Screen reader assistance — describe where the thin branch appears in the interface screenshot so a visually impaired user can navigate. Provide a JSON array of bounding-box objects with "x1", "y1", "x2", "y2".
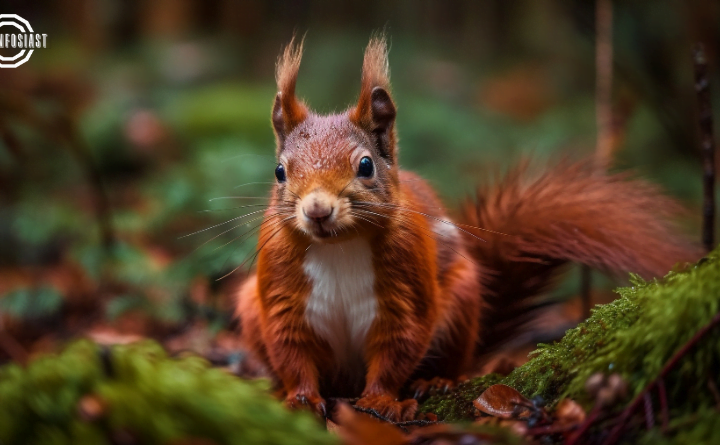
[
  {"x1": 581, "y1": 0, "x2": 614, "y2": 321},
  {"x1": 595, "y1": 0, "x2": 614, "y2": 166},
  {"x1": 658, "y1": 378, "x2": 669, "y2": 432},
  {"x1": 351, "y1": 406, "x2": 410, "y2": 433},
  {"x1": 693, "y1": 43, "x2": 716, "y2": 252},
  {"x1": 643, "y1": 392, "x2": 654, "y2": 430}
]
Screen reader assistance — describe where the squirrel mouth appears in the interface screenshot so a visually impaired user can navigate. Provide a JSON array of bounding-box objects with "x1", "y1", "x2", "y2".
[{"x1": 310, "y1": 223, "x2": 333, "y2": 239}]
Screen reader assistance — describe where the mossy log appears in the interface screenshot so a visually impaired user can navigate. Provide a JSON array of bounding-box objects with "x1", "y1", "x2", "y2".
[{"x1": 420, "y1": 246, "x2": 720, "y2": 443}]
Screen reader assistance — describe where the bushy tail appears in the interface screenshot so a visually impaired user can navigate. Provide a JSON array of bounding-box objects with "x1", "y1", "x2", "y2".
[{"x1": 460, "y1": 159, "x2": 702, "y2": 355}]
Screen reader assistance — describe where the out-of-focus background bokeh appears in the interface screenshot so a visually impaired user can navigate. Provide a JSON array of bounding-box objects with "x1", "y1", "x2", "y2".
[{"x1": 0, "y1": 0, "x2": 717, "y2": 365}]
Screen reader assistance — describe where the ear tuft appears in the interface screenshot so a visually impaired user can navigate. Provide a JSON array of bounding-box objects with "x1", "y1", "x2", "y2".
[
  {"x1": 273, "y1": 36, "x2": 309, "y2": 147},
  {"x1": 276, "y1": 36, "x2": 304, "y2": 100},
  {"x1": 350, "y1": 35, "x2": 397, "y2": 160}
]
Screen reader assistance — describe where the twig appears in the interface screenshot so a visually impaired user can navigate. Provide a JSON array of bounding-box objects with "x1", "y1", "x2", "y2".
[
  {"x1": 580, "y1": 0, "x2": 614, "y2": 320},
  {"x1": 595, "y1": 0, "x2": 614, "y2": 166},
  {"x1": 351, "y1": 405, "x2": 410, "y2": 433},
  {"x1": 694, "y1": 44, "x2": 716, "y2": 252},
  {"x1": 643, "y1": 393, "x2": 654, "y2": 430},
  {"x1": 658, "y1": 378, "x2": 669, "y2": 432},
  {"x1": 396, "y1": 419, "x2": 442, "y2": 427},
  {"x1": 602, "y1": 311, "x2": 720, "y2": 445}
]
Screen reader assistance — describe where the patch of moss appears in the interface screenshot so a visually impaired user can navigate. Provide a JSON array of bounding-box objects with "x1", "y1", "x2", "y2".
[
  {"x1": 0, "y1": 340, "x2": 337, "y2": 445},
  {"x1": 420, "y1": 373, "x2": 504, "y2": 422},
  {"x1": 421, "y1": 246, "x2": 720, "y2": 443},
  {"x1": 503, "y1": 294, "x2": 641, "y2": 403}
]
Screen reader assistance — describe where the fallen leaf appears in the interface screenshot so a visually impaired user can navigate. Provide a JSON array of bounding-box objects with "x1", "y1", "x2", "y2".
[
  {"x1": 333, "y1": 403, "x2": 407, "y2": 445},
  {"x1": 554, "y1": 399, "x2": 586, "y2": 425},
  {"x1": 473, "y1": 384, "x2": 532, "y2": 419}
]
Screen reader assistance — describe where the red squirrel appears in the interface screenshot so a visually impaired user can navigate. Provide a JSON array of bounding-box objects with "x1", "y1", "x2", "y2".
[{"x1": 236, "y1": 36, "x2": 698, "y2": 421}]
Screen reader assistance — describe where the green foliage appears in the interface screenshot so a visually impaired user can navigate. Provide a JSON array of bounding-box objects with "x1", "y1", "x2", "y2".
[
  {"x1": 0, "y1": 287, "x2": 64, "y2": 320},
  {"x1": 421, "y1": 247, "x2": 720, "y2": 443},
  {"x1": 0, "y1": 340, "x2": 337, "y2": 445}
]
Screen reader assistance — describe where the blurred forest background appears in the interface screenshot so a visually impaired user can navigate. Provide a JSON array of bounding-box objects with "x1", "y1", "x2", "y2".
[{"x1": 0, "y1": 0, "x2": 717, "y2": 366}]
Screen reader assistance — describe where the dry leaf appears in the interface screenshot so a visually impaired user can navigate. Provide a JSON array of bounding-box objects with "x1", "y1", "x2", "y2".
[
  {"x1": 333, "y1": 403, "x2": 407, "y2": 445},
  {"x1": 554, "y1": 399, "x2": 586, "y2": 425},
  {"x1": 473, "y1": 384, "x2": 532, "y2": 419}
]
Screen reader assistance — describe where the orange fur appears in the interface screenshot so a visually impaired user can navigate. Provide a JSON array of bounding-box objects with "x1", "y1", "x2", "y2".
[
  {"x1": 459, "y1": 160, "x2": 702, "y2": 356},
  {"x1": 236, "y1": 37, "x2": 700, "y2": 421},
  {"x1": 273, "y1": 36, "x2": 309, "y2": 147}
]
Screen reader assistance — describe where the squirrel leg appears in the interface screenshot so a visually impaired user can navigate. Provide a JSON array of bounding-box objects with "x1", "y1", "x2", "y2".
[
  {"x1": 236, "y1": 275, "x2": 274, "y2": 376},
  {"x1": 263, "y1": 302, "x2": 328, "y2": 417},
  {"x1": 357, "y1": 297, "x2": 435, "y2": 421}
]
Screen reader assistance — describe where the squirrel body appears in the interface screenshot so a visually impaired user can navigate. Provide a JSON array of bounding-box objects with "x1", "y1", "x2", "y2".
[{"x1": 236, "y1": 36, "x2": 698, "y2": 421}]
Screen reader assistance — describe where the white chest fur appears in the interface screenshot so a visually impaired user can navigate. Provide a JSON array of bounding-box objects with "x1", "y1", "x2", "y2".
[{"x1": 303, "y1": 238, "x2": 377, "y2": 367}]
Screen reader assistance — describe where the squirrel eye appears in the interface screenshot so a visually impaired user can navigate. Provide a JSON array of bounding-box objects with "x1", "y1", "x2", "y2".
[
  {"x1": 275, "y1": 164, "x2": 286, "y2": 183},
  {"x1": 357, "y1": 156, "x2": 374, "y2": 178}
]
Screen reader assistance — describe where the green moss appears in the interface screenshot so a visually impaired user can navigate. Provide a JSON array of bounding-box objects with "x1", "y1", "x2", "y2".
[
  {"x1": 503, "y1": 294, "x2": 641, "y2": 403},
  {"x1": 421, "y1": 246, "x2": 720, "y2": 443},
  {"x1": 0, "y1": 340, "x2": 337, "y2": 445},
  {"x1": 420, "y1": 373, "x2": 504, "y2": 421}
]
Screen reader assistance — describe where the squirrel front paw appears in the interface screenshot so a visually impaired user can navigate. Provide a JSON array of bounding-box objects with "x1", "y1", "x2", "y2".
[
  {"x1": 355, "y1": 394, "x2": 417, "y2": 422},
  {"x1": 285, "y1": 392, "x2": 327, "y2": 417},
  {"x1": 410, "y1": 377, "x2": 455, "y2": 400}
]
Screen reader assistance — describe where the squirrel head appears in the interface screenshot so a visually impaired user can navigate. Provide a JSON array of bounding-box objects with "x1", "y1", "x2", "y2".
[{"x1": 270, "y1": 35, "x2": 399, "y2": 243}]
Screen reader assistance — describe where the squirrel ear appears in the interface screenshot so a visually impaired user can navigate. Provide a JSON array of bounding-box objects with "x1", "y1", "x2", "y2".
[
  {"x1": 272, "y1": 36, "x2": 308, "y2": 149},
  {"x1": 350, "y1": 35, "x2": 397, "y2": 161}
]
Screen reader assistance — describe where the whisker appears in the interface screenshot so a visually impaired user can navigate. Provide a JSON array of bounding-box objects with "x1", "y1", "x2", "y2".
[
  {"x1": 349, "y1": 211, "x2": 385, "y2": 229},
  {"x1": 192, "y1": 212, "x2": 288, "y2": 253},
  {"x1": 351, "y1": 208, "x2": 477, "y2": 265},
  {"x1": 286, "y1": 188, "x2": 302, "y2": 201},
  {"x1": 353, "y1": 201, "x2": 495, "y2": 242},
  {"x1": 198, "y1": 204, "x2": 293, "y2": 213},
  {"x1": 233, "y1": 181, "x2": 276, "y2": 189},
  {"x1": 214, "y1": 216, "x2": 290, "y2": 276},
  {"x1": 182, "y1": 207, "x2": 278, "y2": 238},
  {"x1": 337, "y1": 178, "x2": 355, "y2": 198},
  {"x1": 218, "y1": 215, "x2": 296, "y2": 281},
  {"x1": 203, "y1": 213, "x2": 290, "y2": 255},
  {"x1": 209, "y1": 196, "x2": 276, "y2": 202}
]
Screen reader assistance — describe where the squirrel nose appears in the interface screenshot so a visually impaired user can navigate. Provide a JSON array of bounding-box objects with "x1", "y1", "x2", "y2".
[{"x1": 303, "y1": 202, "x2": 333, "y2": 223}]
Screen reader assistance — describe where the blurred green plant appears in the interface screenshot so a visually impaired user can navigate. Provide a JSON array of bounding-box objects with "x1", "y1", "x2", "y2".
[{"x1": 0, "y1": 340, "x2": 337, "y2": 445}]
